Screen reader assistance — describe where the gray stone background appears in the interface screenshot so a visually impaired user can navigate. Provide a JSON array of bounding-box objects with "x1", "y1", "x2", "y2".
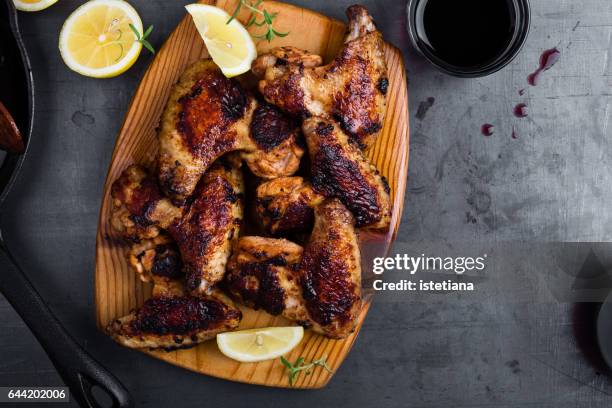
[{"x1": 3, "y1": 0, "x2": 612, "y2": 406}]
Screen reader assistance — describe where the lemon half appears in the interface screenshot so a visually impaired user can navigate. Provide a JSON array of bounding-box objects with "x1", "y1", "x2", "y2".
[
  {"x1": 59, "y1": 0, "x2": 144, "y2": 78},
  {"x1": 185, "y1": 4, "x2": 256, "y2": 78},
  {"x1": 13, "y1": 0, "x2": 58, "y2": 12},
  {"x1": 217, "y1": 326, "x2": 304, "y2": 363}
]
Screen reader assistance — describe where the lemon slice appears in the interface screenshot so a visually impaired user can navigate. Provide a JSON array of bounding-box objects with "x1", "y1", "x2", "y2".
[
  {"x1": 59, "y1": 0, "x2": 144, "y2": 78},
  {"x1": 13, "y1": 0, "x2": 58, "y2": 12},
  {"x1": 217, "y1": 326, "x2": 304, "y2": 363},
  {"x1": 185, "y1": 4, "x2": 256, "y2": 78}
]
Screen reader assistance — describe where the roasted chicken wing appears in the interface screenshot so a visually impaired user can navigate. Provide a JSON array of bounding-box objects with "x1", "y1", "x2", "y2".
[
  {"x1": 224, "y1": 236, "x2": 310, "y2": 324},
  {"x1": 303, "y1": 117, "x2": 391, "y2": 229},
  {"x1": 111, "y1": 158, "x2": 244, "y2": 293},
  {"x1": 107, "y1": 290, "x2": 241, "y2": 350},
  {"x1": 299, "y1": 199, "x2": 362, "y2": 338},
  {"x1": 226, "y1": 200, "x2": 361, "y2": 339},
  {"x1": 157, "y1": 59, "x2": 303, "y2": 202},
  {"x1": 253, "y1": 5, "x2": 388, "y2": 150}
]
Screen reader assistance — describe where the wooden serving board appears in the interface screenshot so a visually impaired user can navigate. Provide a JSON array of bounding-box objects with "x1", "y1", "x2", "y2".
[{"x1": 95, "y1": 0, "x2": 409, "y2": 389}]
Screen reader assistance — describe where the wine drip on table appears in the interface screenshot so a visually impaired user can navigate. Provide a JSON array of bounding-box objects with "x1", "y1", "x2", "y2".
[{"x1": 481, "y1": 47, "x2": 561, "y2": 139}]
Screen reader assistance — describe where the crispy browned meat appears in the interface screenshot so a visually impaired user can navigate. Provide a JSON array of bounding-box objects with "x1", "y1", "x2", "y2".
[
  {"x1": 251, "y1": 47, "x2": 323, "y2": 77},
  {"x1": 303, "y1": 117, "x2": 391, "y2": 229},
  {"x1": 110, "y1": 158, "x2": 244, "y2": 293},
  {"x1": 224, "y1": 237, "x2": 310, "y2": 324},
  {"x1": 171, "y1": 161, "x2": 244, "y2": 293},
  {"x1": 255, "y1": 177, "x2": 323, "y2": 235},
  {"x1": 253, "y1": 6, "x2": 387, "y2": 150},
  {"x1": 299, "y1": 199, "x2": 361, "y2": 339},
  {"x1": 109, "y1": 161, "x2": 243, "y2": 349},
  {"x1": 110, "y1": 166, "x2": 182, "y2": 239},
  {"x1": 107, "y1": 291, "x2": 241, "y2": 350},
  {"x1": 226, "y1": 200, "x2": 361, "y2": 339},
  {"x1": 157, "y1": 59, "x2": 303, "y2": 202},
  {"x1": 127, "y1": 234, "x2": 185, "y2": 297},
  {"x1": 241, "y1": 102, "x2": 305, "y2": 180}
]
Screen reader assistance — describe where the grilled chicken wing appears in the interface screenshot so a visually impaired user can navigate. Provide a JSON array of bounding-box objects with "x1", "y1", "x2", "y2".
[
  {"x1": 255, "y1": 176, "x2": 324, "y2": 235},
  {"x1": 109, "y1": 162, "x2": 243, "y2": 350},
  {"x1": 225, "y1": 236, "x2": 310, "y2": 324},
  {"x1": 158, "y1": 59, "x2": 303, "y2": 202},
  {"x1": 172, "y1": 161, "x2": 244, "y2": 293},
  {"x1": 303, "y1": 117, "x2": 391, "y2": 229},
  {"x1": 253, "y1": 5, "x2": 388, "y2": 150},
  {"x1": 299, "y1": 199, "x2": 362, "y2": 338},
  {"x1": 226, "y1": 200, "x2": 361, "y2": 339},
  {"x1": 107, "y1": 290, "x2": 241, "y2": 350},
  {"x1": 111, "y1": 158, "x2": 244, "y2": 293}
]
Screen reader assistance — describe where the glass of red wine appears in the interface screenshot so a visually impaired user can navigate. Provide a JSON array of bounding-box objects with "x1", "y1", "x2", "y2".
[{"x1": 407, "y1": 0, "x2": 531, "y2": 77}]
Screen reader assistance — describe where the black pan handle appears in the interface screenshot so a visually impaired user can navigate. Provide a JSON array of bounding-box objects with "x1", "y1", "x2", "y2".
[{"x1": 0, "y1": 245, "x2": 133, "y2": 408}]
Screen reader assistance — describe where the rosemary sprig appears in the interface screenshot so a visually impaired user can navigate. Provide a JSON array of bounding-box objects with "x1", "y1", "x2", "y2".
[
  {"x1": 227, "y1": 0, "x2": 289, "y2": 42},
  {"x1": 129, "y1": 24, "x2": 156, "y2": 54},
  {"x1": 280, "y1": 356, "x2": 332, "y2": 386}
]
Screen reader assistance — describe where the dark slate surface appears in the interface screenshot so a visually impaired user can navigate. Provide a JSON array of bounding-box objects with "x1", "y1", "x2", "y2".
[{"x1": 2, "y1": 0, "x2": 612, "y2": 406}]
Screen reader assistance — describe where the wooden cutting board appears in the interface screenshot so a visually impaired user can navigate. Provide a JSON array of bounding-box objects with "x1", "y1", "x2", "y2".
[{"x1": 95, "y1": 0, "x2": 409, "y2": 389}]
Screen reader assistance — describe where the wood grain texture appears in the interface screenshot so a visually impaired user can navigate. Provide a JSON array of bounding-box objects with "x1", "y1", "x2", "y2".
[{"x1": 95, "y1": 0, "x2": 409, "y2": 388}]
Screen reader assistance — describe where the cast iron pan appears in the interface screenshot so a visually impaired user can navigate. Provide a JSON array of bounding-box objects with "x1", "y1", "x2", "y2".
[{"x1": 0, "y1": 1, "x2": 132, "y2": 406}]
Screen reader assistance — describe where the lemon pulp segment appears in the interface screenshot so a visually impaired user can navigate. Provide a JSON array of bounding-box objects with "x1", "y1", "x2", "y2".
[
  {"x1": 59, "y1": 0, "x2": 143, "y2": 78},
  {"x1": 13, "y1": 0, "x2": 59, "y2": 12},
  {"x1": 185, "y1": 4, "x2": 256, "y2": 77}
]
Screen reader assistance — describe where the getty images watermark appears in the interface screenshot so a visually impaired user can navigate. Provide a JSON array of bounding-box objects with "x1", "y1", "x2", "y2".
[{"x1": 370, "y1": 254, "x2": 487, "y2": 292}]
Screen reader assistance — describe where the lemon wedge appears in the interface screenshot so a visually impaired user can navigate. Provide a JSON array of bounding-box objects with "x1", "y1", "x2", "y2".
[
  {"x1": 217, "y1": 326, "x2": 304, "y2": 363},
  {"x1": 185, "y1": 4, "x2": 256, "y2": 78},
  {"x1": 13, "y1": 0, "x2": 58, "y2": 12},
  {"x1": 59, "y1": 0, "x2": 144, "y2": 78}
]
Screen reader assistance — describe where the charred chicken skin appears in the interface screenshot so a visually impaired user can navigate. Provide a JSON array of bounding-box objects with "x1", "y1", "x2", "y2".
[
  {"x1": 242, "y1": 103, "x2": 305, "y2": 181},
  {"x1": 255, "y1": 176, "x2": 324, "y2": 236},
  {"x1": 111, "y1": 158, "x2": 244, "y2": 294},
  {"x1": 107, "y1": 5, "x2": 390, "y2": 350},
  {"x1": 127, "y1": 233, "x2": 185, "y2": 297},
  {"x1": 225, "y1": 236, "x2": 310, "y2": 324},
  {"x1": 298, "y1": 199, "x2": 362, "y2": 338},
  {"x1": 107, "y1": 290, "x2": 241, "y2": 350},
  {"x1": 226, "y1": 200, "x2": 361, "y2": 339},
  {"x1": 110, "y1": 226, "x2": 242, "y2": 350},
  {"x1": 303, "y1": 117, "x2": 391, "y2": 229},
  {"x1": 158, "y1": 59, "x2": 303, "y2": 202},
  {"x1": 253, "y1": 5, "x2": 388, "y2": 150}
]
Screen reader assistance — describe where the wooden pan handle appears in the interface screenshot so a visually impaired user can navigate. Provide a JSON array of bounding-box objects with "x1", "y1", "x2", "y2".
[{"x1": 0, "y1": 101, "x2": 25, "y2": 154}]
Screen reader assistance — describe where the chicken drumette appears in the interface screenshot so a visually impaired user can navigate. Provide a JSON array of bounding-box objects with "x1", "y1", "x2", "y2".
[
  {"x1": 253, "y1": 5, "x2": 388, "y2": 150},
  {"x1": 158, "y1": 59, "x2": 303, "y2": 202}
]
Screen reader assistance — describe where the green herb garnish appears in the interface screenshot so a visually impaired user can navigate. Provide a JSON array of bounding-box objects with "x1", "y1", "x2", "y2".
[
  {"x1": 280, "y1": 356, "x2": 332, "y2": 386},
  {"x1": 227, "y1": 0, "x2": 289, "y2": 42},
  {"x1": 129, "y1": 24, "x2": 155, "y2": 54}
]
